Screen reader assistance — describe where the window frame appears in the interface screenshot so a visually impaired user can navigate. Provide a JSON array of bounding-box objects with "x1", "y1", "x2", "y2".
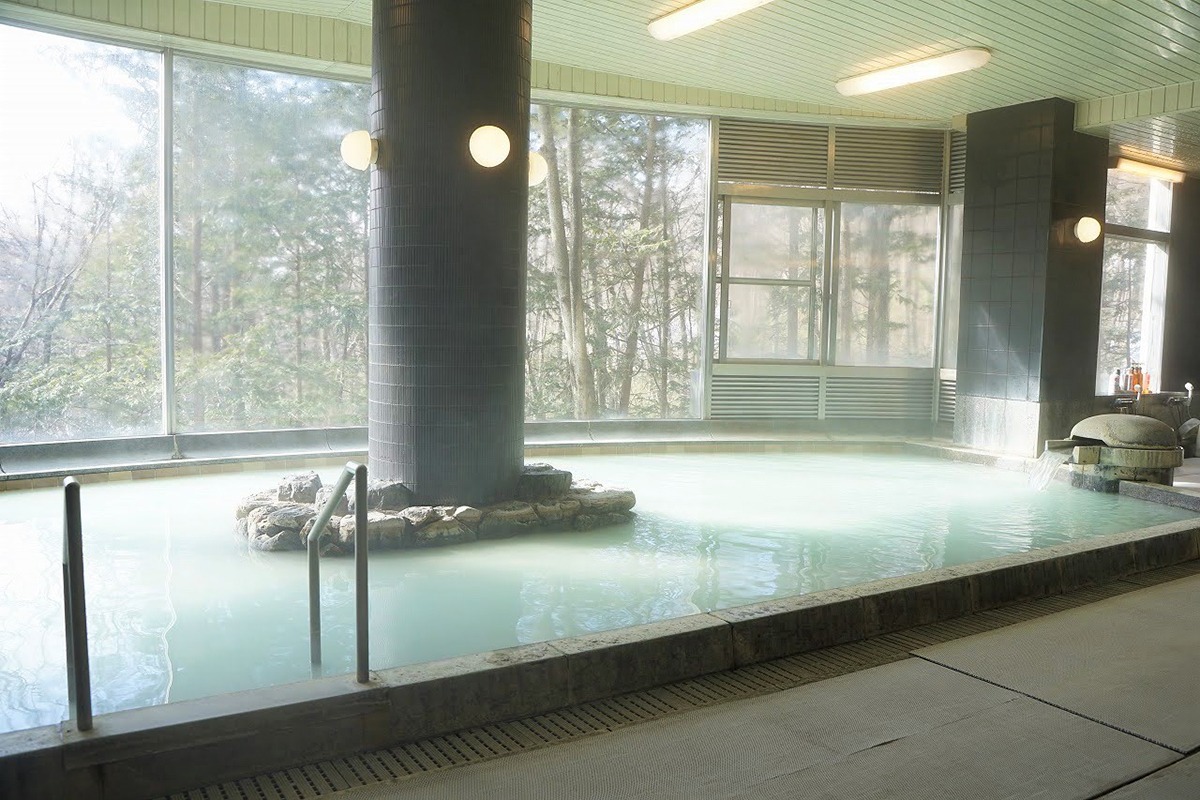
[
  {"x1": 1093, "y1": 168, "x2": 1174, "y2": 396},
  {"x1": 714, "y1": 185, "x2": 942, "y2": 367}
]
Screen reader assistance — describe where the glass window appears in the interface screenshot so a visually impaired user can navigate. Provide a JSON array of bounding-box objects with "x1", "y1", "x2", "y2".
[
  {"x1": 172, "y1": 58, "x2": 369, "y2": 431},
  {"x1": 1095, "y1": 237, "x2": 1168, "y2": 394},
  {"x1": 1095, "y1": 168, "x2": 1172, "y2": 394},
  {"x1": 1105, "y1": 170, "x2": 1172, "y2": 232},
  {"x1": 721, "y1": 200, "x2": 824, "y2": 360},
  {"x1": 835, "y1": 203, "x2": 939, "y2": 367},
  {"x1": 0, "y1": 25, "x2": 161, "y2": 443},
  {"x1": 728, "y1": 203, "x2": 823, "y2": 281},
  {"x1": 725, "y1": 284, "x2": 814, "y2": 359},
  {"x1": 527, "y1": 106, "x2": 708, "y2": 420}
]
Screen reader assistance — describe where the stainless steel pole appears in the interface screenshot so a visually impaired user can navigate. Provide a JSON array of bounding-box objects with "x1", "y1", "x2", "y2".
[
  {"x1": 62, "y1": 478, "x2": 92, "y2": 731},
  {"x1": 308, "y1": 464, "x2": 357, "y2": 677},
  {"x1": 354, "y1": 463, "x2": 369, "y2": 683}
]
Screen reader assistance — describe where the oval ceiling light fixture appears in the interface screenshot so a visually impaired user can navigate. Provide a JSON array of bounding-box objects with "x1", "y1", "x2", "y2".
[
  {"x1": 340, "y1": 130, "x2": 378, "y2": 171},
  {"x1": 528, "y1": 151, "x2": 548, "y2": 187},
  {"x1": 469, "y1": 125, "x2": 511, "y2": 168},
  {"x1": 1114, "y1": 157, "x2": 1185, "y2": 183},
  {"x1": 648, "y1": 0, "x2": 776, "y2": 41},
  {"x1": 835, "y1": 47, "x2": 991, "y2": 97},
  {"x1": 1073, "y1": 216, "x2": 1102, "y2": 243}
]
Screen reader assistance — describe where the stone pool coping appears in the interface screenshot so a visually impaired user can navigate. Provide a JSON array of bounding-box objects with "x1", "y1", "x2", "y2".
[{"x1": 3, "y1": 515, "x2": 1198, "y2": 800}]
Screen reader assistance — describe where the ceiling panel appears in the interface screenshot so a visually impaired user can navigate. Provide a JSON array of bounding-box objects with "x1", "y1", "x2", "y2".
[
  {"x1": 72, "y1": 0, "x2": 1200, "y2": 130},
  {"x1": 1103, "y1": 111, "x2": 1200, "y2": 173}
]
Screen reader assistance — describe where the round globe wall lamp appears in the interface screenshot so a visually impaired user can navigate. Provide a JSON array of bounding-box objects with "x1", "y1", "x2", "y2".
[
  {"x1": 1073, "y1": 216, "x2": 1102, "y2": 243},
  {"x1": 340, "y1": 130, "x2": 378, "y2": 171},
  {"x1": 528, "y1": 151, "x2": 548, "y2": 187},
  {"x1": 469, "y1": 125, "x2": 511, "y2": 168}
]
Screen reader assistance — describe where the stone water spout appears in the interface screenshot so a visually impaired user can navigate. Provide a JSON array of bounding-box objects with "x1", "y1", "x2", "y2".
[{"x1": 1043, "y1": 413, "x2": 1184, "y2": 492}]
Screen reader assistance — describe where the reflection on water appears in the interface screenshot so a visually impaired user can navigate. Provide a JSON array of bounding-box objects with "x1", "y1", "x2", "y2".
[{"x1": 0, "y1": 452, "x2": 1194, "y2": 733}]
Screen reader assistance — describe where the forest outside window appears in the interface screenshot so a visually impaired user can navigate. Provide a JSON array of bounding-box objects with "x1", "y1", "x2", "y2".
[
  {"x1": 719, "y1": 200, "x2": 825, "y2": 360},
  {"x1": 172, "y1": 57, "x2": 370, "y2": 432},
  {"x1": 1094, "y1": 169, "x2": 1172, "y2": 395},
  {"x1": 715, "y1": 197, "x2": 939, "y2": 366},
  {"x1": 835, "y1": 203, "x2": 940, "y2": 368},
  {"x1": 0, "y1": 26, "x2": 161, "y2": 443}
]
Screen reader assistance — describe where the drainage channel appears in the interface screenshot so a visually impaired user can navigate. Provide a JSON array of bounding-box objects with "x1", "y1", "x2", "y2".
[{"x1": 160, "y1": 560, "x2": 1200, "y2": 800}]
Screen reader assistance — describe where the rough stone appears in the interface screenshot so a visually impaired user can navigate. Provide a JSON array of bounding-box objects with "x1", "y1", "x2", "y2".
[
  {"x1": 235, "y1": 473, "x2": 636, "y2": 554},
  {"x1": 407, "y1": 517, "x2": 476, "y2": 547},
  {"x1": 349, "y1": 479, "x2": 413, "y2": 513},
  {"x1": 236, "y1": 489, "x2": 278, "y2": 520},
  {"x1": 400, "y1": 506, "x2": 440, "y2": 527},
  {"x1": 338, "y1": 511, "x2": 408, "y2": 549},
  {"x1": 567, "y1": 480, "x2": 637, "y2": 515},
  {"x1": 300, "y1": 515, "x2": 341, "y2": 549},
  {"x1": 277, "y1": 471, "x2": 322, "y2": 504},
  {"x1": 249, "y1": 529, "x2": 306, "y2": 551},
  {"x1": 264, "y1": 504, "x2": 316, "y2": 530},
  {"x1": 1070, "y1": 413, "x2": 1179, "y2": 449},
  {"x1": 574, "y1": 511, "x2": 634, "y2": 531},
  {"x1": 452, "y1": 506, "x2": 483, "y2": 530},
  {"x1": 533, "y1": 497, "x2": 582, "y2": 527},
  {"x1": 478, "y1": 501, "x2": 541, "y2": 539},
  {"x1": 246, "y1": 504, "x2": 306, "y2": 551},
  {"x1": 516, "y1": 463, "x2": 573, "y2": 503},
  {"x1": 314, "y1": 486, "x2": 349, "y2": 516}
]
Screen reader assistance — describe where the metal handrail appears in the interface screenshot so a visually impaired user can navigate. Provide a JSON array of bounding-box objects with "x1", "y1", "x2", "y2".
[
  {"x1": 62, "y1": 477, "x2": 93, "y2": 731},
  {"x1": 308, "y1": 462, "x2": 370, "y2": 682}
]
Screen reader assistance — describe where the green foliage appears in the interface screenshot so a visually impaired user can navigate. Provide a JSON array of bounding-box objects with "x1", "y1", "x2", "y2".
[
  {"x1": 528, "y1": 106, "x2": 707, "y2": 419},
  {"x1": 0, "y1": 29, "x2": 709, "y2": 443}
]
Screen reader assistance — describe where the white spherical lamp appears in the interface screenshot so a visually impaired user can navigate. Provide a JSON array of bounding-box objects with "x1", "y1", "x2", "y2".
[
  {"x1": 528, "y1": 151, "x2": 548, "y2": 187},
  {"x1": 1073, "y1": 216, "x2": 1102, "y2": 243},
  {"x1": 469, "y1": 125, "x2": 510, "y2": 168},
  {"x1": 340, "y1": 130, "x2": 377, "y2": 171}
]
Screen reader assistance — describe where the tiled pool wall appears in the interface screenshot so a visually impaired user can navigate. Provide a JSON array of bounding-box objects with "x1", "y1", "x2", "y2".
[{"x1": 2, "y1": 437, "x2": 1199, "y2": 799}]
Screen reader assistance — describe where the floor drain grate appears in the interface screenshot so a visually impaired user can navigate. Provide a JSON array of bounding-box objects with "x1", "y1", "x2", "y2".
[{"x1": 161, "y1": 562, "x2": 1200, "y2": 800}]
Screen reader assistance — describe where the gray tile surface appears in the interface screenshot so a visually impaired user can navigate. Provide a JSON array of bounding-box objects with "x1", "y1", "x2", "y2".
[
  {"x1": 325, "y1": 659, "x2": 1172, "y2": 800},
  {"x1": 917, "y1": 574, "x2": 1200, "y2": 752},
  {"x1": 1100, "y1": 753, "x2": 1200, "y2": 799}
]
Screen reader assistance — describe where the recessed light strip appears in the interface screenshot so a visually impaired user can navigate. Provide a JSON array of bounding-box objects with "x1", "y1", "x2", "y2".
[
  {"x1": 1114, "y1": 157, "x2": 1185, "y2": 183},
  {"x1": 648, "y1": 0, "x2": 777, "y2": 41},
  {"x1": 836, "y1": 48, "x2": 991, "y2": 97}
]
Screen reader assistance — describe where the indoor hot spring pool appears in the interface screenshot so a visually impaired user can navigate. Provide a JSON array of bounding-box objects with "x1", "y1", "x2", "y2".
[{"x1": 0, "y1": 450, "x2": 1195, "y2": 734}]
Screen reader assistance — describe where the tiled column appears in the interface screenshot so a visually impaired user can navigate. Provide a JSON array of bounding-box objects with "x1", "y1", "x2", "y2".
[
  {"x1": 368, "y1": 0, "x2": 531, "y2": 505},
  {"x1": 1161, "y1": 178, "x2": 1200, "y2": 390},
  {"x1": 954, "y1": 98, "x2": 1108, "y2": 456}
]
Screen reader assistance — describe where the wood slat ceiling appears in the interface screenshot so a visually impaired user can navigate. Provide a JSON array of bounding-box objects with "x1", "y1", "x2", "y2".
[
  {"x1": 77, "y1": 0, "x2": 1200, "y2": 167},
  {"x1": 220, "y1": 0, "x2": 1200, "y2": 120}
]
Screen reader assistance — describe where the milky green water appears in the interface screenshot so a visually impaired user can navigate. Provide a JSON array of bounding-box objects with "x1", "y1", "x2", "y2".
[{"x1": 0, "y1": 452, "x2": 1194, "y2": 734}]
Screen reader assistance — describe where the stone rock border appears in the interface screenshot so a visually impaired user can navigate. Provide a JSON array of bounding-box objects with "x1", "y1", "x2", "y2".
[{"x1": 235, "y1": 463, "x2": 636, "y2": 553}]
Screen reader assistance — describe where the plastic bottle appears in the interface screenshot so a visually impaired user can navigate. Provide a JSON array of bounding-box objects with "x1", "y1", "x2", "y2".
[
  {"x1": 1143, "y1": 371, "x2": 1151, "y2": 394},
  {"x1": 1111, "y1": 369, "x2": 1122, "y2": 394}
]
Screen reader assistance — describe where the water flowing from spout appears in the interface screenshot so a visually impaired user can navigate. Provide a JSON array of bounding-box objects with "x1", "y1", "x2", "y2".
[{"x1": 1028, "y1": 449, "x2": 1070, "y2": 491}]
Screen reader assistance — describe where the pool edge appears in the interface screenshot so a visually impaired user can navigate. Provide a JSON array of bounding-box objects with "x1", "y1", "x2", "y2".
[{"x1": 2, "y1": 518, "x2": 1198, "y2": 800}]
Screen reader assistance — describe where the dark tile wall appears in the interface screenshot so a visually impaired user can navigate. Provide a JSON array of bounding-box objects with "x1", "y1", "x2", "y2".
[
  {"x1": 367, "y1": 0, "x2": 532, "y2": 505},
  {"x1": 954, "y1": 98, "x2": 1107, "y2": 453},
  {"x1": 1161, "y1": 178, "x2": 1200, "y2": 391}
]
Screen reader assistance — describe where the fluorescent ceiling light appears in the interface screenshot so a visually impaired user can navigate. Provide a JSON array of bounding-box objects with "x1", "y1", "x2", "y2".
[
  {"x1": 648, "y1": 0, "x2": 776, "y2": 41},
  {"x1": 1114, "y1": 157, "x2": 1185, "y2": 183},
  {"x1": 836, "y1": 48, "x2": 991, "y2": 96}
]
